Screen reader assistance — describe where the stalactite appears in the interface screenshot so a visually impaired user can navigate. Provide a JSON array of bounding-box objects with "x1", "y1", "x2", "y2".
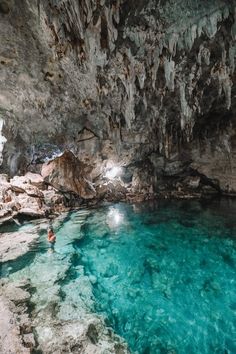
[
  {"x1": 168, "y1": 32, "x2": 178, "y2": 56},
  {"x1": 179, "y1": 81, "x2": 193, "y2": 137},
  {"x1": 164, "y1": 57, "x2": 175, "y2": 91},
  {"x1": 229, "y1": 44, "x2": 236, "y2": 73},
  {"x1": 184, "y1": 24, "x2": 197, "y2": 50},
  {"x1": 217, "y1": 65, "x2": 232, "y2": 110},
  {"x1": 135, "y1": 62, "x2": 146, "y2": 90},
  {"x1": 197, "y1": 45, "x2": 211, "y2": 66},
  {"x1": 0, "y1": 118, "x2": 7, "y2": 165}
]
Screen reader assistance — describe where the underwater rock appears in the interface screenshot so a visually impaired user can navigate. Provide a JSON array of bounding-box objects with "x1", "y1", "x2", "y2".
[
  {"x1": 2, "y1": 208, "x2": 130, "y2": 354},
  {"x1": 13, "y1": 250, "x2": 130, "y2": 353},
  {"x1": 0, "y1": 280, "x2": 34, "y2": 354},
  {"x1": 0, "y1": 228, "x2": 39, "y2": 262}
]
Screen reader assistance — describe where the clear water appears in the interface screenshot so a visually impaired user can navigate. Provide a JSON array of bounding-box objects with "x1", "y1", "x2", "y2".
[{"x1": 1, "y1": 200, "x2": 236, "y2": 354}]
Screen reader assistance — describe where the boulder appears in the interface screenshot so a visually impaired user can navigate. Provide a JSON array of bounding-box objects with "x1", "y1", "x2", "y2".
[{"x1": 41, "y1": 151, "x2": 96, "y2": 200}]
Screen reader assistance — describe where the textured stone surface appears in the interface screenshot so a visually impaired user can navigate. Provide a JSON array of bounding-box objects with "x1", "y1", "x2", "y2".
[
  {"x1": 0, "y1": 0, "x2": 235, "y2": 197},
  {"x1": 0, "y1": 228, "x2": 38, "y2": 262},
  {"x1": 0, "y1": 280, "x2": 33, "y2": 354},
  {"x1": 0, "y1": 173, "x2": 65, "y2": 225},
  {"x1": 41, "y1": 150, "x2": 96, "y2": 199}
]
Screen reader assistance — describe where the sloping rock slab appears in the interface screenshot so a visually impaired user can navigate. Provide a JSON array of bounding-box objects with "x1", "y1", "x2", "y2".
[{"x1": 41, "y1": 151, "x2": 96, "y2": 199}]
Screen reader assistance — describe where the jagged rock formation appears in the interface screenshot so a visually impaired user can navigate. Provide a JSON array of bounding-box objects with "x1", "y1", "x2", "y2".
[
  {"x1": 0, "y1": 173, "x2": 65, "y2": 224},
  {"x1": 0, "y1": 0, "x2": 236, "y2": 197}
]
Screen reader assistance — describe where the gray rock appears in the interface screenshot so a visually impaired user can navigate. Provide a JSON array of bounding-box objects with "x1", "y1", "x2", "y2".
[{"x1": 0, "y1": 0, "x2": 235, "y2": 199}]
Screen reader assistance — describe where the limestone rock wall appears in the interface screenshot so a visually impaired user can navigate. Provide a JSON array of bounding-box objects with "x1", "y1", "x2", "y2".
[{"x1": 0, "y1": 0, "x2": 236, "y2": 196}]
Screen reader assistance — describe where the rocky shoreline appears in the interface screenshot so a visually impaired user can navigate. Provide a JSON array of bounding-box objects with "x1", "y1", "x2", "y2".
[
  {"x1": 1, "y1": 153, "x2": 231, "y2": 228},
  {"x1": 0, "y1": 172, "x2": 66, "y2": 227}
]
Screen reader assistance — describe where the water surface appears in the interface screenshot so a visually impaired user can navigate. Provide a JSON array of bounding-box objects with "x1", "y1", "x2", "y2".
[{"x1": 1, "y1": 199, "x2": 236, "y2": 354}]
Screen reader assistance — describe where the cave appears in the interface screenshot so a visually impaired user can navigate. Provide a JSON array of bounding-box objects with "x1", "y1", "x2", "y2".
[{"x1": 0, "y1": 0, "x2": 236, "y2": 353}]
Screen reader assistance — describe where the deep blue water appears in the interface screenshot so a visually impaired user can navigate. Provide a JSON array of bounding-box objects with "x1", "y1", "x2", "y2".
[{"x1": 1, "y1": 199, "x2": 236, "y2": 353}]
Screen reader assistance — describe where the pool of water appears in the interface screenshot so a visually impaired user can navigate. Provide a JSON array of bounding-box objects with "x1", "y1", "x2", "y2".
[{"x1": 1, "y1": 199, "x2": 236, "y2": 353}]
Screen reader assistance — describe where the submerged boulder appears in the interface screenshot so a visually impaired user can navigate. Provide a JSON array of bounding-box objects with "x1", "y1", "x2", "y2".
[{"x1": 41, "y1": 151, "x2": 96, "y2": 200}]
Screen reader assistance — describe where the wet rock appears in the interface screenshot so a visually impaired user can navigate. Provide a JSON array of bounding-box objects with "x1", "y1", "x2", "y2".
[
  {"x1": 0, "y1": 297, "x2": 30, "y2": 354},
  {"x1": 35, "y1": 318, "x2": 128, "y2": 354},
  {"x1": 97, "y1": 179, "x2": 128, "y2": 202},
  {"x1": 42, "y1": 187, "x2": 64, "y2": 210}
]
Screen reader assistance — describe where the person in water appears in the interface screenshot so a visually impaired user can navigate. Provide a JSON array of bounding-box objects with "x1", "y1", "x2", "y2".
[{"x1": 47, "y1": 227, "x2": 56, "y2": 247}]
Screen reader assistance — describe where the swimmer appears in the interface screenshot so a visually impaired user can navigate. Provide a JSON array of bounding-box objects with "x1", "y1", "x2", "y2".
[{"x1": 47, "y1": 227, "x2": 56, "y2": 247}]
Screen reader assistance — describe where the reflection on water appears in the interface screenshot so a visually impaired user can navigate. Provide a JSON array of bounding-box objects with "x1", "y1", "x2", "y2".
[
  {"x1": 1, "y1": 199, "x2": 236, "y2": 354},
  {"x1": 107, "y1": 207, "x2": 125, "y2": 229}
]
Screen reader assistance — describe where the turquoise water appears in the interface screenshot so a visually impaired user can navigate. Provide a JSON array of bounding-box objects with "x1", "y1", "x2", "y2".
[{"x1": 1, "y1": 200, "x2": 236, "y2": 353}]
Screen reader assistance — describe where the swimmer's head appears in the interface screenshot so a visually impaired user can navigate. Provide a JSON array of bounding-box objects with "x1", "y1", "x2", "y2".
[{"x1": 48, "y1": 227, "x2": 54, "y2": 233}]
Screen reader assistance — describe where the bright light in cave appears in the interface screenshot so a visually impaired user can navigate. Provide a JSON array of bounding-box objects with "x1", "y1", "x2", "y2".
[
  {"x1": 107, "y1": 207, "x2": 124, "y2": 228},
  {"x1": 105, "y1": 166, "x2": 122, "y2": 179}
]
